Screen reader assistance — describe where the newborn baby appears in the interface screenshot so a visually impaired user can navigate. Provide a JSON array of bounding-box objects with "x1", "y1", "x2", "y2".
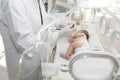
[{"x1": 60, "y1": 29, "x2": 90, "y2": 60}]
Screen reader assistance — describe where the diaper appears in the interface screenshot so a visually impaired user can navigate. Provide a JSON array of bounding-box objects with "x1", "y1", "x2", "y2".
[{"x1": 75, "y1": 40, "x2": 90, "y2": 53}]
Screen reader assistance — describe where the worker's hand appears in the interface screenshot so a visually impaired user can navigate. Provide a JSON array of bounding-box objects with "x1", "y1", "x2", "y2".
[{"x1": 70, "y1": 24, "x2": 75, "y2": 29}]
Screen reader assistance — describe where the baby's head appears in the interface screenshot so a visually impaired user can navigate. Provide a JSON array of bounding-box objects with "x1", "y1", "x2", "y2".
[{"x1": 78, "y1": 30, "x2": 89, "y2": 40}]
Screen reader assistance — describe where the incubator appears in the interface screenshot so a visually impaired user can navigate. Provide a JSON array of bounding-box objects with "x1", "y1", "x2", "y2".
[{"x1": 0, "y1": 0, "x2": 120, "y2": 80}]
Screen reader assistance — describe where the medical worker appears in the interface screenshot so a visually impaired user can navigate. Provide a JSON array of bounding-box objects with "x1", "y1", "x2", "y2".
[{"x1": 0, "y1": 0, "x2": 49, "y2": 80}]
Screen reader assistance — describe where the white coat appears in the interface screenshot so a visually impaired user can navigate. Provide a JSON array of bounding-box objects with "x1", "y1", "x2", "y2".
[
  {"x1": 0, "y1": 0, "x2": 47, "y2": 80},
  {"x1": 0, "y1": 0, "x2": 1, "y2": 16}
]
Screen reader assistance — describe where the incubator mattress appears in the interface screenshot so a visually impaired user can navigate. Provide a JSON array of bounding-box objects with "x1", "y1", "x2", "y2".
[{"x1": 52, "y1": 30, "x2": 114, "y2": 80}]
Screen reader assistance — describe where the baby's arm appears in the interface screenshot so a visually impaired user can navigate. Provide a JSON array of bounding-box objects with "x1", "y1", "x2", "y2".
[{"x1": 69, "y1": 32, "x2": 79, "y2": 42}]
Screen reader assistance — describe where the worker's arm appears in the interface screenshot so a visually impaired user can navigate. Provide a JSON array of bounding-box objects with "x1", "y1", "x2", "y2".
[{"x1": 8, "y1": 0, "x2": 44, "y2": 49}]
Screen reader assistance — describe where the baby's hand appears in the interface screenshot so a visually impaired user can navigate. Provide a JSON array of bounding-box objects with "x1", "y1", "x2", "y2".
[
  {"x1": 69, "y1": 39, "x2": 73, "y2": 43},
  {"x1": 71, "y1": 38, "x2": 74, "y2": 42},
  {"x1": 69, "y1": 37, "x2": 75, "y2": 43}
]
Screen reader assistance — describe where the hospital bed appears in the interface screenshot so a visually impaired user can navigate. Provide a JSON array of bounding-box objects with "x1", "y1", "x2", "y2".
[
  {"x1": 51, "y1": 24, "x2": 120, "y2": 80},
  {"x1": 17, "y1": 8, "x2": 120, "y2": 80},
  {"x1": 110, "y1": 31, "x2": 120, "y2": 59},
  {"x1": 98, "y1": 8, "x2": 120, "y2": 54}
]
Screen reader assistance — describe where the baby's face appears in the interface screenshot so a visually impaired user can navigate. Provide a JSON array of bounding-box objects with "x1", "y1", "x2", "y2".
[
  {"x1": 76, "y1": 31, "x2": 86, "y2": 38},
  {"x1": 79, "y1": 32, "x2": 86, "y2": 37}
]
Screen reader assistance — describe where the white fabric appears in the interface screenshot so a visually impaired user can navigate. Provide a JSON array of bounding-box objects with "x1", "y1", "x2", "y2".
[
  {"x1": 58, "y1": 26, "x2": 76, "y2": 38},
  {"x1": 42, "y1": 63, "x2": 59, "y2": 76},
  {"x1": 0, "y1": 0, "x2": 1, "y2": 16},
  {"x1": 53, "y1": 38, "x2": 74, "y2": 80},
  {"x1": 0, "y1": 0, "x2": 48, "y2": 80},
  {"x1": 88, "y1": 30, "x2": 104, "y2": 50},
  {"x1": 1, "y1": 0, "x2": 47, "y2": 49},
  {"x1": 74, "y1": 38, "x2": 90, "y2": 52}
]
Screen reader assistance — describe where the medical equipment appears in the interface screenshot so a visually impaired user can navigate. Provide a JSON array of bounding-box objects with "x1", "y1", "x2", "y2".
[
  {"x1": 50, "y1": 0, "x2": 75, "y2": 13},
  {"x1": 99, "y1": 9, "x2": 120, "y2": 35},
  {"x1": 98, "y1": 8, "x2": 120, "y2": 53},
  {"x1": 69, "y1": 51, "x2": 120, "y2": 80},
  {"x1": 52, "y1": 27, "x2": 105, "y2": 79},
  {"x1": 18, "y1": 41, "x2": 48, "y2": 78},
  {"x1": 70, "y1": 8, "x2": 84, "y2": 25},
  {"x1": 110, "y1": 31, "x2": 120, "y2": 59},
  {"x1": 99, "y1": 16, "x2": 109, "y2": 36},
  {"x1": 69, "y1": 31, "x2": 120, "y2": 80},
  {"x1": 0, "y1": 0, "x2": 120, "y2": 80},
  {"x1": 50, "y1": 7, "x2": 120, "y2": 79},
  {"x1": 18, "y1": 45, "x2": 60, "y2": 79},
  {"x1": 38, "y1": 0, "x2": 44, "y2": 25}
]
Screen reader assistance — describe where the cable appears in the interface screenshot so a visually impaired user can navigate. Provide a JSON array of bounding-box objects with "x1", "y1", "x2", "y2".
[{"x1": 37, "y1": 0, "x2": 43, "y2": 25}]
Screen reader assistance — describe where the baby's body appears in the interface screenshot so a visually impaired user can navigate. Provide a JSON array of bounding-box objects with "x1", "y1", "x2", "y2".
[{"x1": 60, "y1": 30, "x2": 90, "y2": 60}]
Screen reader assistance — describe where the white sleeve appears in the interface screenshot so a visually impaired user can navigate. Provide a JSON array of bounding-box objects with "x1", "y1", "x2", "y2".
[{"x1": 8, "y1": 0, "x2": 38, "y2": 49}]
